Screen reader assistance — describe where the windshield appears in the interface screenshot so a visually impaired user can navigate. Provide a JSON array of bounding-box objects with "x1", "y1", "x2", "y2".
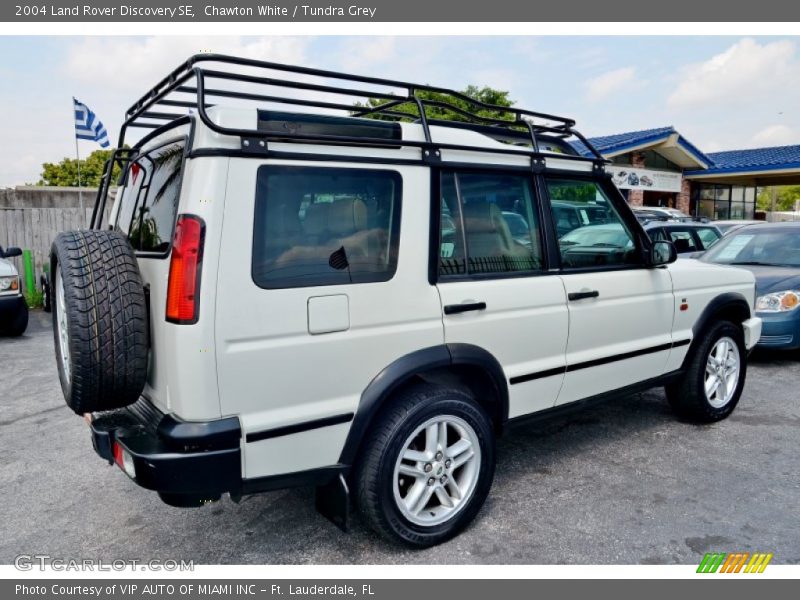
[{"x1": 701, "y1": 228, "x2": 800, "y2": 267}]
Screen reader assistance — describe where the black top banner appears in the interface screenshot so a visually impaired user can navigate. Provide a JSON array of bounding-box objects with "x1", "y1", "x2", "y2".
[{"x1": 4, "y1": 0, "x2": 800, "y2": 22}]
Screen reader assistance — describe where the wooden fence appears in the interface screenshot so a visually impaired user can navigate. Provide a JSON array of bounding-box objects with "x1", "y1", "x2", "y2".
[{"x1": 0, "y1": 207, "x2": 94, "y2": 292}]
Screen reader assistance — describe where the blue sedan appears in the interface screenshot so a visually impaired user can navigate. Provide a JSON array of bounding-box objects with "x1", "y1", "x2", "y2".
[{"x1": 701, "y1": 222, "x2": 800, "y2": 350}]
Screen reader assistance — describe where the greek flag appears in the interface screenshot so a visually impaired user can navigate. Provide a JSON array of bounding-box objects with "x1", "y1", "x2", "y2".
[{"x1": 73, "y1": 97, "x2": 110, "y2": 148}]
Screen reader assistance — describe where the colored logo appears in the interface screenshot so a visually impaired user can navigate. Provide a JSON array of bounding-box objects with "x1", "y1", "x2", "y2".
[{"x1": 697, "y1": 552, "x2": 773, "y2": 573}]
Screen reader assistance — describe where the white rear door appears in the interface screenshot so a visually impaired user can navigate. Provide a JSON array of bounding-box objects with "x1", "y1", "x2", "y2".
[{"x1": 435, "y1": 169, "x2": 569, "y2": 417}]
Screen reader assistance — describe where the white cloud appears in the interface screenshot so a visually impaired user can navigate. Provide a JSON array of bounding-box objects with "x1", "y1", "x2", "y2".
[
  {"x1": 668, "y1": 38, "x2": 800, "y2": 109},
  {"x1": 751, "y1": 124, "x2": 798, "y2": 147},
  {"x1": 63, "y1": 36, "x2": 311, "y2": 94},
  {"x1": 584, "y1": 67, "x2": 636, "y2": 101}
]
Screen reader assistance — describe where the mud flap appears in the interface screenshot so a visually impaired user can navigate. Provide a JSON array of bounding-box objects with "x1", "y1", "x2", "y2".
[{"x1": 315, "y1": 473, "x2": 350, "y2": 532}]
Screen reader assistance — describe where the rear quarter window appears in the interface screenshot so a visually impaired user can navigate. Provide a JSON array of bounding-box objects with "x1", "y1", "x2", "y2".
[
  {"x1": 252, "y1": 166, "x2": 402, "y2": 289},
  {"x1": 114, "y1": 140, "x2": 185, "y2": 254}
]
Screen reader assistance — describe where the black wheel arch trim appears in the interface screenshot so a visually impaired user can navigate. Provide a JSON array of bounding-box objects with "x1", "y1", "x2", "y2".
[
  {"x1": 337, "y1": 343, "x2": 509, "y2": 466},
  {"x1": 683, "y1": 292, "x2": 752, "y2": 368}
]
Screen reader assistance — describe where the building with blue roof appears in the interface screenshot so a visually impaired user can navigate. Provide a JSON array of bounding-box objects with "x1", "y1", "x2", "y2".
[{"x1": 577, "y1": 127, "x2": 800, "y2": 220}]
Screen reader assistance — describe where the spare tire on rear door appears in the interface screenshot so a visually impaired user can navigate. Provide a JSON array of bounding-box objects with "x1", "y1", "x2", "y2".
[{"x1": 50, "y1": 230, "x2": 148, "y2": 415}]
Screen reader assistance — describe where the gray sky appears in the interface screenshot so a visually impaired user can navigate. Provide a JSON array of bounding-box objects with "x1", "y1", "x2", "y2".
[{"x1": 1, "y1": 35, "x2": 799, "y2": 187}]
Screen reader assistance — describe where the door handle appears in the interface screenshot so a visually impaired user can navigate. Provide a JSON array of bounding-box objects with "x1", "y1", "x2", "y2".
[
  {"x1": 568, "y1": 290, "x2": 600, "y2": 301},
  {"x1": 444, "y1": 302, "x2": 487, "y2": 315}
]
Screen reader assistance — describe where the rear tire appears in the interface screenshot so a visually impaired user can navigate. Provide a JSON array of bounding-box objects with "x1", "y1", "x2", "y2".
[
  {"x1": 666, "y1": 320, "x2": 746, "y2": 423},
  {"x1": 50, "y1": 230, "x2": 148, "y2": 415},
  {"x1": 355, "y1": 384, "x2": 495, "y2": 547}
]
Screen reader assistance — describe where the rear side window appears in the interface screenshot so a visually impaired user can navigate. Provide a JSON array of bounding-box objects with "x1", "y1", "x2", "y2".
[
  {"x1": 115, "y1": 140, "x2": 185, "y2": 254},
  {"x1": 252, "y1": 167, "x2": 401, "y2": 289}
]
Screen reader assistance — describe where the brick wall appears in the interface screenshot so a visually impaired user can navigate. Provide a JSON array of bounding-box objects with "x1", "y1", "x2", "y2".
[
  {"x1": 626, "y1": 152, "x2": 646, "y2": 206},
  {"x1": 677, "y1": 179, "x2": 692, "y2": 214}
]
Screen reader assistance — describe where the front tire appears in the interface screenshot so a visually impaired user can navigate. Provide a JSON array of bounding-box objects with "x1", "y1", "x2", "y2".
[
  {"x1": 666, "y1": 320, "x2": 746, "y2": 422},
  {"x1": 355, "y1": 385, "x2": 495, "y2": 547}
]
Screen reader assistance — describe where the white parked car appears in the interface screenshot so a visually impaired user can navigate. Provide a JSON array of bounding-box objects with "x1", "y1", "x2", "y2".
[
  {"x1": 0, "y1": 245, "x2": 28, "y2": 336},
  {"x1": 50, "y1": 55, "x2": 762, "y2": 547}
]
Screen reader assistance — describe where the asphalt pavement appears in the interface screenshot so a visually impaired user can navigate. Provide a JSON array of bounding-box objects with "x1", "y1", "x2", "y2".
[{"x1": 1, "y1": 311, "x2": 798, "y2": 564}]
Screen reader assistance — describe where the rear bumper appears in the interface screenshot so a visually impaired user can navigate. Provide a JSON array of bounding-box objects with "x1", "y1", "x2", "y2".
[{"x1": 89, "y1": 399, "x2": 242, "y2": 498}]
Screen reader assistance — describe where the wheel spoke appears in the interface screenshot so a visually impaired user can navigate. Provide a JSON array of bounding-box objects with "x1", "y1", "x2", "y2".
[
  {"x1": 438, "y1": 421, "x2": 448, "y2": 451},
  {"x1": 425, "y1": 424, "x2": 439, "y2": 454},
  {"x1": 402, "y1": 449, "x2": 429, "y2": 463},
  {"x1": 452, "y1": 449, "x2": 475, "y2": 469},
  {"x1": 410, "y1": 485, "x2": 435, "y2": 515},
  {"x1": 705, "y1": 374, "x2": 720, "y2": 398},
  {"x1": 446, "y1": 478, "x2": 462, "y2": 500},
  {"x1": 398, "y1": 463, "x2": 424, "y2": 479},
  {"x1": 434, "y1": 486, "x2": 454, "y2": 508},
  {"x1": 446, "y1": 438, "x2": 471, "y2": 460}
]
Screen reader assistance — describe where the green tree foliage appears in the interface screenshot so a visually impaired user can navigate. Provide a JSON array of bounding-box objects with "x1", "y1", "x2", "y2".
[
  {"x1": 756, "y1": 185, "x2": 800, "y2": 212},
  {"x1": 38, "y1": 149, "x2": 121, "y2": 187},
  {"x1": 354, "y1": 85, "x2": 516, "y2": 123}
]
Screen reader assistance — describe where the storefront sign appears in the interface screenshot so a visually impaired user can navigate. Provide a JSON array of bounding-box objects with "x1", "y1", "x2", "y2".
[{"x1": 607, "y1": 166, "x2": 682, "y2": 193}]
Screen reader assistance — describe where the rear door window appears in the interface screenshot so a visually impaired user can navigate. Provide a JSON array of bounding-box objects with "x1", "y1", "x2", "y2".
[
  {"x1": 252, "y1": 166, "x2": 402, "y2": 289},
  {"x1": 115, "y1": 140, "x2": 185, "y2": 254},
  {"x1": 438, "y1": 170, "x2": 544, "y2": 276}
]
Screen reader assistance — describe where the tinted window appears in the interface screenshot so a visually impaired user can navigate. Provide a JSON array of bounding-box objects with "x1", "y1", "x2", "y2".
[
  {"x1": 252, "y1": 167, "x2": 401, "y2": 288},
  {"x1": 667, "y1": 229, "x2": 698, "y2": 253},
  {"x1": 546, "y1": 179, "x2": 638, "y2": 268},
  {"x1": 439, "y1": 171, "x2": 543, "y2": 276},
  {"x1": 695, "y1": 227, "x2": 721, "y2": 249},
  {"x1": 115, "y1": 140, "x2": 185, "y2": 254}
]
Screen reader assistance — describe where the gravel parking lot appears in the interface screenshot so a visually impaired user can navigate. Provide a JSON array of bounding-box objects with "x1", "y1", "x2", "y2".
[{"x1": 1, "y1": 311, "x2": 799, "y2": 565}]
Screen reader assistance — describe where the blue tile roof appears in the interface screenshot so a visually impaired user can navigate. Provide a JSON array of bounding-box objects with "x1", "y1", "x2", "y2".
[
  {"x1": 574, "y1": 126, "x2": 800, "y2": 176},
  {"x1": 686, "y1": 145, "x2": 800, "y2": 176},
  {"x1": 572, "y1": 126, "x2": 712, "y2": 167}
]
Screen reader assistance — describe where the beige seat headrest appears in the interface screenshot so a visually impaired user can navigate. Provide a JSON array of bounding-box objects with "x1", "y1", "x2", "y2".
[
  {"x1": 328, "y1": 198, "x2": 368, "y2": 235},
  {"x1": 303, "y1": 202, "x2": 330, "y2": 236}
]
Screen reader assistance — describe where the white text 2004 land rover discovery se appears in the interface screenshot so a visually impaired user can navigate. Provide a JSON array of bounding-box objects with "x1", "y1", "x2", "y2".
[{"x1": 51, "y1": 55, "x2": 761, "y2": 547}]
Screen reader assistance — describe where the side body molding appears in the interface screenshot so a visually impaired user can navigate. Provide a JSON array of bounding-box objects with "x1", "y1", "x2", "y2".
[{"x1": 337, "y1": 344, "x2": 508, "y2": 466}]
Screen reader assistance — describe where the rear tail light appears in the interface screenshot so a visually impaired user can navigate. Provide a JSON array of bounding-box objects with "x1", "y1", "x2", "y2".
[
  {"x1": 112, "y1": 441, "x2": 136, "y2": 479},
  {"x1": 166, "y1": 214, "x2": 205, "y2": 324}
]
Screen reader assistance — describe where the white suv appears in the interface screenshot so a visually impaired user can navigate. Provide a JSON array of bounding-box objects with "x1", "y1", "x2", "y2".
[
  {"x1": 50, "y1": 55, "x2": 762, "y2": 547},
  {"x1": 0, "y1": 245, "x2": 27, "y2": 336}
]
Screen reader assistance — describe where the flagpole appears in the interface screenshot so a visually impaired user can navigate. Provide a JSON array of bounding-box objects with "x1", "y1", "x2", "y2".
[{"x1": 74, "y1": 136, "x2": 84, "y2": 215}]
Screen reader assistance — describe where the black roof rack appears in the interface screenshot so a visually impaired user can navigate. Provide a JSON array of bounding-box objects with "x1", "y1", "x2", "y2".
[
  {"x1": 121, "y1": 53, "x2": 603, "y2": 157},
  {"x1": 92, "y1": 54, "x2": 606, "y2": 228}
]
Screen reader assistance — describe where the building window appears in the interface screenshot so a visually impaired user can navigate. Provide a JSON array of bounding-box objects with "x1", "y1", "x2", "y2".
[{"x1": 693, "y1": 183, "x2": 756, "y2": 220}]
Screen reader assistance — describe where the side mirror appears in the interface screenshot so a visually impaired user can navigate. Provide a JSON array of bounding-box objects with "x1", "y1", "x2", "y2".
[
  {"x1": 2, "y1": 246, "x2": 22, "y2": 258},
  {"x1": 649, "y1": 240, "x2": 677, "y2": 267}
]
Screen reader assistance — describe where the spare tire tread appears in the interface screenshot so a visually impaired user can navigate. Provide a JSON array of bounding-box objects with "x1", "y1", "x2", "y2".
[{"x1": 51, "y1": 230, "x2": 148, "y2": 415}]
